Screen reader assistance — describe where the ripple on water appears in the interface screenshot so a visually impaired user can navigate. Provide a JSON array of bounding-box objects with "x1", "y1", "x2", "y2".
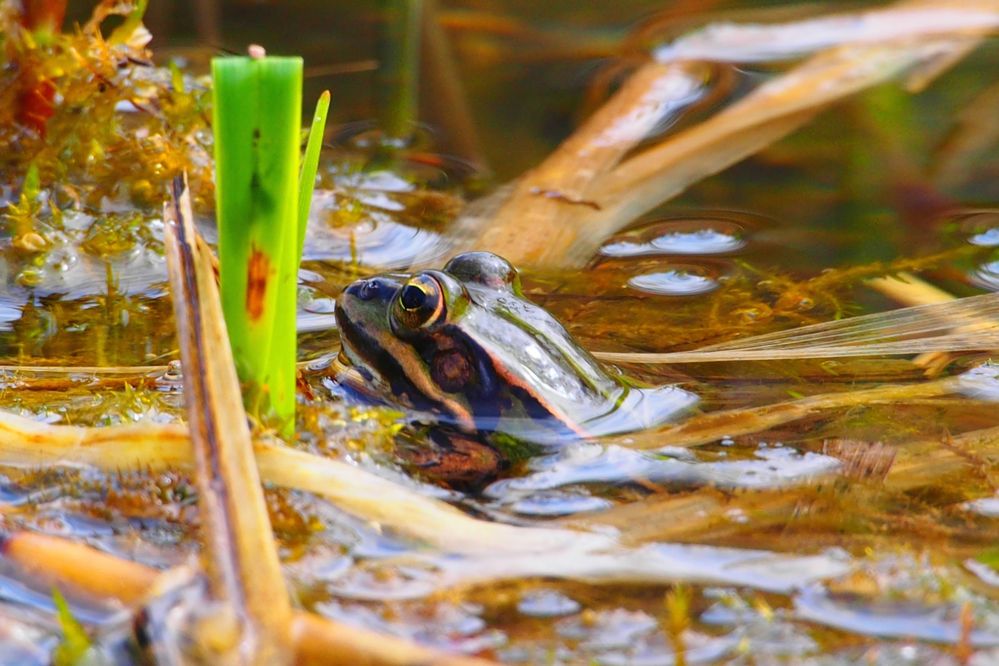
[
  {"x1": 601, "y1": 217, "x2": 747, "y2": 257},
  {"x1": 970, "y1": 259, "x2": 999, "y2": 291},
  {"x1": 970, "y1": 228, "x2": 999, "y2": 246},
  {"x1": 556, "y1": 609, "x2": 738, "y2": 665},
  {"x1": 505, "y1": 489, "x2": 613, "y2": 517},
  {"x1": 317, "y1": 598, "x2": 505, "y2": 655},
  {"x1": 957, "y1": 210, "x2": 999, "y2": 246},
  {"x1": 296, "y1": 283, "x2": 338, "y2": 334},
  {"x1": 628, "y1": 266, "x2": 719, "y2": 295},
  {"x1": 962, "y1": 211, "x2": 999, "y2": 288},
  {"x1": 964, "y1": 558, "x2": 999, "y2": 588},
  {"x1": 0, "y1": 294, "x2": 24, "y2": 332},
  {"x1": 301, "y1": 185, "x2": 452, "y2": 269}
]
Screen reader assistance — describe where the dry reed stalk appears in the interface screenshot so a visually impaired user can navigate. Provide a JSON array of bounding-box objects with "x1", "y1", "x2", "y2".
[
  {"x1": 866, "y1": 273, "x2": 999, "y2": 376},
  {"x1": 0, "y1": 410, "x2": 594, "y2": 556},
  {"x1": 580, "y1": 43, "x2": 969, "y2": 263},
  {"x1": 884, "y1": 425, "x2": 999, "y2": 492},
  {"x1": 570, "y1": 491, "x2": 807, "y2": 546},
  {"x1": 604, "y1": 376, "x2": 962, "y2": 450},
  {"x1": 164, "y1": 176, "x2": 292, "y2": 663},
  {"x1": 867, "y1": 272, "x2": 958, "y2": 306},
  {"x1": 653, "y1": 1, "x2": 999, "y2": 64},
  {"x1": 0, "y1": 408, "x2": 857, "y2": 593},
  {"x1": 464, "y1": 61, "x2": 707, "y2": 265},
  {"x1": 0, "y1": 376, "x2": 975, "y2": 552},
  {"x1": 867, "y1": 272, "x2": 960, "y2": 372},
  {"x1": 932, "y1": 80, "x2": 999, "y2": 188},
  {"x1": 0, "y1": 364, "x2": 168, "y2": 374},
  {"x1": 471, "y1": 1, "x2": 998, "y2": 267}
]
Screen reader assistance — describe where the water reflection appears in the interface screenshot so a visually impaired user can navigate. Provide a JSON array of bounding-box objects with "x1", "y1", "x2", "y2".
[
  {"x1": 599, "y1": 214, "x2": 753, "y2": 297},
  {"x1": 963, "y1": 496, "x2": 999, "y2": 518},
  {"x1": 970, "y1": 228, "x2": 999, "y2": 246},
  {"x1": 485, "y1": 443, "x2": 840, "y2": 499},
  {"x1": 316, "y1": 598, "x2": 505, "y2": 655},
  {"x1": 794, "y1": 586, "x2": 999, "y2": 647},
  {"x1": 957, "y1": 210, "x2": 999, "y2": 246}
]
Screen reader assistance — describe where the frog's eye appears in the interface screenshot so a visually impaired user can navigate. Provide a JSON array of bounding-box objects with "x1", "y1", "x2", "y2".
[{"x1": 392, "y1": 274, "x2": 445, "y2": 330}]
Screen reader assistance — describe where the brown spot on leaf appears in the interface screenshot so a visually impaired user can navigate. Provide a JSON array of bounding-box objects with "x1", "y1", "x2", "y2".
[{"x1": 246, "y1": 245, "x2": 270, "y2": 321}]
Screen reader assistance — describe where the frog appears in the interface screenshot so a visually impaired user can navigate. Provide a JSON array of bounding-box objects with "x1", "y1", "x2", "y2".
[{"x1": 333, "y1": 251, "x2": 697, "y2": 487}]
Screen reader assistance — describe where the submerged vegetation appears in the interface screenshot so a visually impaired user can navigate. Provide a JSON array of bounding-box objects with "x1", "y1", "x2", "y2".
[{"x1": 0, "y1": 0, "x2": 997, "y2": 663}]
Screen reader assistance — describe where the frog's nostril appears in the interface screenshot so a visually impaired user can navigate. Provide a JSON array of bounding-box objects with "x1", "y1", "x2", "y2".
[{"x1": 347, "y1": 280, "x2": 376, "y2": 301}]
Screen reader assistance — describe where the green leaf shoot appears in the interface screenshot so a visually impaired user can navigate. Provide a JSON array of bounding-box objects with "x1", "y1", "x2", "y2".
[
  {"x1": 297, "y1": 89, "x2": 330, "y2": 264},
  {"x1": 52, "y1": 587, "x2": 93, "y2": 666}
]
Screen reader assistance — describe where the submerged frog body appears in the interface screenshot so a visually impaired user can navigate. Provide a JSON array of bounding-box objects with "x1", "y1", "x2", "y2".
[{"x1": 334, "y1": 252, "x2": 696, "y2": 482}]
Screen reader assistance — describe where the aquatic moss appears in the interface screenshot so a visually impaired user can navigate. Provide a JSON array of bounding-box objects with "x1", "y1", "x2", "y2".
[{"x1": 0, "y1": 1, "x2": 213, "y2": 210}]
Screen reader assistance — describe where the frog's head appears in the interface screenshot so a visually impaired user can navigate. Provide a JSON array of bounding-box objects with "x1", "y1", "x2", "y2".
[
  {"x1": 335, "y1": 252, "x2": 619, "y2": 439},
  {"x1": 335, "y1": 259, "x2": 478, "y2": 431}
]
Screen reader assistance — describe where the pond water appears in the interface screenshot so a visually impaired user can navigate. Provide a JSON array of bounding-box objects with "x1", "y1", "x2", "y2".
[{"x1": 1, "y1": 0, "x2": 998, "y2": 663}]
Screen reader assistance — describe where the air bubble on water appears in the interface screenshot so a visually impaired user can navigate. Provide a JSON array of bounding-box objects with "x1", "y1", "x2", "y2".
[
  {"x1": 517, "y1": 589, "x2": 581, "y2": 617},
  {"x1": 601, "y1": 217, "x2": 746, "y2": 258},
  {"x1": 649, "y1": 228, "x2": 745, "y2": 254},
  {"x1": 628, "y1": 269, "x2": 718, "y2": 295}
]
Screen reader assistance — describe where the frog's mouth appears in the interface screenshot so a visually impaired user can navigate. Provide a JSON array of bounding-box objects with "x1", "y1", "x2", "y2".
[{"x1": 335, "y1": 310, "x2": 403, "y2": 393}]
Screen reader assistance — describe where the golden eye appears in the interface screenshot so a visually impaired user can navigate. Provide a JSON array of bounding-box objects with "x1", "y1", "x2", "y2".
[
  {"x1": 400, "y1": 283, "x2": 428, "y2": 310},
  {"x1": 392, "y1": 274, "x2": 444, "y2": 330}
]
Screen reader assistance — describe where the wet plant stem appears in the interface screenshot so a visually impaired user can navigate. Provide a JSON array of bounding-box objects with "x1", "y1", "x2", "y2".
[
  {"x1": 213, "y1": 55, "x2": 302, "y2": 432},
  {"x1": 212, "y1": 56, "x2": 328, "y2": 434}
]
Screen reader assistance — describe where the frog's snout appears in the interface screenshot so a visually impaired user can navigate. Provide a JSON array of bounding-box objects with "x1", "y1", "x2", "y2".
[{"x1": 343, "y1": 277, "x2": 397, "y2": 302}]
